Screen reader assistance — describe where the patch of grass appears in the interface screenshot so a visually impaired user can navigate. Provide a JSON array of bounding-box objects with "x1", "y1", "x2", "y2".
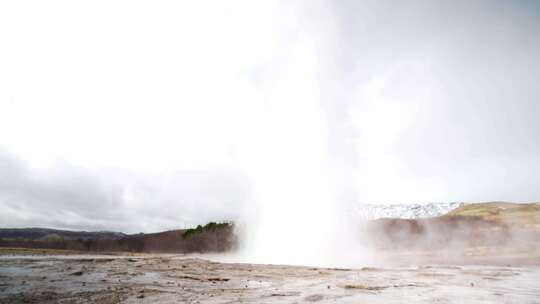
[
  {"x1": 446, "y1": 202, "x2": 512, "y2": 217},
  {"x1": 447, "y1": 202, "x2": 540, "y2": 218},
  {"x1": 342, "y1": 284, "x2": 387, "y2": 291},
  {"x1": 182, "y1": 222, "x2": 232, "y2": 238},
  {"x1": 444, "y1": 202, "x2": 540, "y2": 229},
  {"x1": 182, "y1": 225, "x2": 204, "y2": 238},
  {"x1": 359, "y1": 267, "x2": 379, "y2": 271}
]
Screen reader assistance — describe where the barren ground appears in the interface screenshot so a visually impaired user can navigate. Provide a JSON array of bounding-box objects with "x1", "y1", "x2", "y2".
[{"x1": 1, "y1": 248, "x2": 539, "y2": 304}]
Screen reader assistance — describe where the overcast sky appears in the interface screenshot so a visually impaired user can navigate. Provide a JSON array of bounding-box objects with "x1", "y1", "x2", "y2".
[{"x1": 1, "y1": 1, "x2": 539, "y2": 233}]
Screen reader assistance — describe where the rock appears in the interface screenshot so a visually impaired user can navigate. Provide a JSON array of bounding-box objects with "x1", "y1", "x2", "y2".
[
  {"x1": 207, "y1": 278, "x2": 230, "y2": 282},
  {"x1": 305, "y1": 294, "x2": 324, "y2": 302}
]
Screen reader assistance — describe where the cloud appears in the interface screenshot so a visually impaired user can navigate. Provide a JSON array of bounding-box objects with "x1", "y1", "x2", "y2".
[
  {"x1": 0, "y1": 150, "x2": 248, "y2": 233},
  {"x1": 327, "y1": 0, "x2": 540, "y2": 203}
]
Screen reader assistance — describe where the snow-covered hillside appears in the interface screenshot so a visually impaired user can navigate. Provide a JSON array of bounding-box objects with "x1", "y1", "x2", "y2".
[{"x1": 354, "y1": 202, "x2": 465, "y2": 220}]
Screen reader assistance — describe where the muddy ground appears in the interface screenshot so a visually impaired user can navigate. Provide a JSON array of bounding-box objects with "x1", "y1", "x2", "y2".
[{"x1": 1, "y1": 249, "x2": 539, "y2": 303}]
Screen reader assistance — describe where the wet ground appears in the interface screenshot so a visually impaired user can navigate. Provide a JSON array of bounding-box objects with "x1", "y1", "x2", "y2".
[{"x1": 1, "y1": 250, "x2": 539, "y2": 303}]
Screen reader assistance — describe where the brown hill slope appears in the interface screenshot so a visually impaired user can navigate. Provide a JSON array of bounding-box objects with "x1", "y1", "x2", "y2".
[
  {"x1": 446, "y1": 202, "x2": 540, "y2": 229},
  {"x1": 367, "y1": 202, "x2": 540, "y2": 251},
  {"x1": 0, "y1": 222, "x2": 237, "y2": 254}
]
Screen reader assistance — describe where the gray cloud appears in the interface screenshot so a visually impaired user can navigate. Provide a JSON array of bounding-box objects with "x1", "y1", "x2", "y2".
[
  {"x1": 0, "y1": 150, "x2": 248, "y2": 233},
  {"x1": 321, "y1": 0, "x2": 540, "y2": 203}
]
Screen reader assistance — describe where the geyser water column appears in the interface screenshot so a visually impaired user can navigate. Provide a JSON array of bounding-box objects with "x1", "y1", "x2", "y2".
[
  {"x1": 244, "y1": 41, "x2": 339, "y2": 266},
  {"x1": 229, "y1": 1, "x2": 368, "y2": 267}
]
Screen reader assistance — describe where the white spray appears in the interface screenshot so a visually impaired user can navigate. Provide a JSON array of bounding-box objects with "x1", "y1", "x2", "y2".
[{"x1": 234, "y1": 2, "x2": 368, "y2": 267}]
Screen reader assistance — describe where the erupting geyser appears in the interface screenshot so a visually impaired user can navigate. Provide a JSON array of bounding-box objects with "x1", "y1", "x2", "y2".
[
  {"x1": 248, "y1": 77, "x2": 336, "y2": 266},
  {"x1": 245, "y1": 94, "x2": 338, "y2": 265},
  {"x1": 238, "y1": 32, "x2": 360, "y2": 267}
]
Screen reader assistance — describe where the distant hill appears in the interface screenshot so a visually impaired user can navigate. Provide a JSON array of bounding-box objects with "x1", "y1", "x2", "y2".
[
  {"x1": 0, "y1": 228, "x2": 125, "y2": 241},
  {"x1": 367, "y1": 202, "x2": 540, "y2": 251},
  {"x1": 0, "y1": 222, "x2": 236, "y2": 254},
  {"x1": 445, "y1": 202, "x2": 540, "y2": 229}
]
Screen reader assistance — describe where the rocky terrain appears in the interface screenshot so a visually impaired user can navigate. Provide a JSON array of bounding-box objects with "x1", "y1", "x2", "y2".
[{"x1": 0, "y1": 249, "x2": 539, "y2": 304}]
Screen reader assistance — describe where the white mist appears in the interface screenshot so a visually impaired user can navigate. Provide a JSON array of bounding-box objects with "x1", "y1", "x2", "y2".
[
  {"x1": 229, "y1": 2, "x2": 371, "y2": 268},
  {"x1": 235, "y1": 24, "x2": 360, "y2": 266},
  {"x1": 246, "y1": 47, "x2": 336, "y2": 266}
]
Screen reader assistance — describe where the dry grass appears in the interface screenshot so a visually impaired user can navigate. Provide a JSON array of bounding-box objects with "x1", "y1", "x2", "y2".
[
  {"x1": 445, "y1": 202, "x2": 540, "y2": 229},
  {"x1": 342, "y1": 284, "x2": 387, "y2": 291},
  {"x1": 447, "y1": 202, "x2": 540, "y2": 217}
]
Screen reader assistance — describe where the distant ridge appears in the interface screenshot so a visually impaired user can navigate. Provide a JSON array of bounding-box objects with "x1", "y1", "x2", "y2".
[
  {"x1": 0, "y1": 222, "x2": 236, "y2": 253},
  {"x1": 0, "y1": 227, "x2": 125, "y2": 240}
]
